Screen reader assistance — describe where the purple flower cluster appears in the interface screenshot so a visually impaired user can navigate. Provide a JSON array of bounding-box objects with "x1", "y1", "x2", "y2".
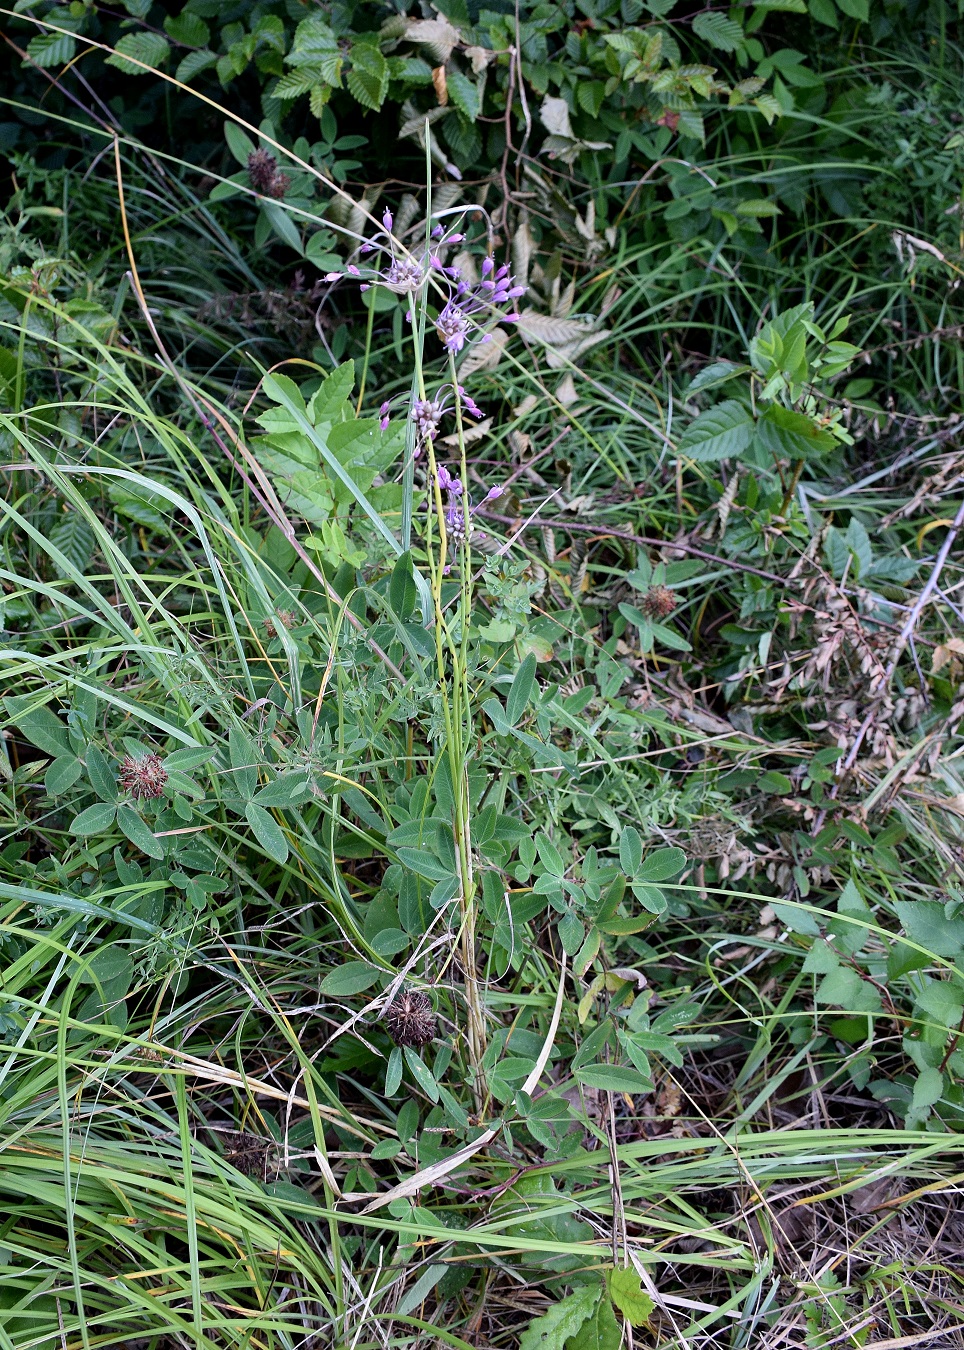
[
  {"x1": 379, "y1": 383, "x2": 483, "y2": 456},
  {"x1": 435, "y1": 256, "x2": 525, "y2": 355},
  {"x1": 323, "y1": 209, "x2": 524, "y2": 354},
  {"x1": 435, "y1": 464, "x2": 503, "y2": 546}
]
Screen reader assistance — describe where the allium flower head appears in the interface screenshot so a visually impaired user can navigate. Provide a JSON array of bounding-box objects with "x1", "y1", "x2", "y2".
[{"x1": 118, "y1": 752, "x2": 168, "y2": 801}]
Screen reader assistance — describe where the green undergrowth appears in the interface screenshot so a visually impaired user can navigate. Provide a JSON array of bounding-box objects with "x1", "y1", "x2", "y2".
[{"x1": 3, "y1": 2, "x2": 964, "y2": 1347}]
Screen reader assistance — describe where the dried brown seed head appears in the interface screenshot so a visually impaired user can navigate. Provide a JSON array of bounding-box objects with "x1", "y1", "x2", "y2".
[
  {"x1": 118, "y1": 752, "x2": 168, "y2": 800},
  {"x1": 247, "y1": 148, "x2": 279, "y2": 194},
  {"x1": 383, "y1": 989, "x2": 436, "y2": 1049},
  {"x1": 640, "y1": 585, "x2": 677, "y2": 620},
  {"x1": 264, "y1": 609, "x2": 296, "y2": 639}
]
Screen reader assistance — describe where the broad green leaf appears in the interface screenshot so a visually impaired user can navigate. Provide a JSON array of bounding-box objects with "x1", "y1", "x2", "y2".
[
  {"x1": 506, "y1": 653, "x2": 537, "y2": 727},
  {"x1": 389, "y1": 552, "x2": 418, "y2": 620},
  {"x1": 385, "y1": 1047, "x2": 403, "y2": 1096},
  {"x1": 70, "y1": 802, "x2": 117, "y2": 836},
  {"x1": 254, "y1": 773, "x2": 312, "y2": 807},
  {"x1": 261, "y1": 200, "x2": 303, "y2": 254},
  {"x1": 619, "y1": 826, "x2": 642, "y2": 875},
  {"x1": 78, "y1": 944, "x2": 133, "y2": 989},
  {"x1": 164, "y1": 747, "x2": 216, "y2": 771},
  {"x1": 403, "y1": 1044, "x2": 439, "y2": 1102},
  {"x1": 45, "y1": 755, "x2": 82, "y2": 797},
  {"x1": 685, "y1": 361, "x2": 746, "y2": 395},
  {"x1": 396, "y1": 847, "x2": 453, "y2": 881},
  {"x1": 117, "y1": 805, "x2": 165, "y2": 860},
  {"x1": 911, "y1": 1066, "x2": 943, "y2": 1113},
  {"x1": 229, "y1": 725, "x2": 259, "y2": 799},
  {"x1": 225, "y1": 120, "x2": 257, "y2": 166},
  {"x1": 568, "y1": 1296, "x2": 622, "y2": 1350},
  {"x1": 756, "y1": 404, "x2": 836, "y2": 460},
  {"x1": 836, "y1": 0, "x2": 868, "y2": 17},
  {"x1": 4, "y1": 695, "x2": 71, "y2": 758},
  {"x1": 519, "y1": 1285, "x2": 602, "y2": 1350},
  {"x1": 637, "y1": 847, "x2": 686, "y2": 882},
  {"x1": 558, "y1": 910, "x2": 585, "y2": 955},
  {"x1": 679, "y1": 400, "x2": 755, "y2": 462},
  {"x1": 575, "y1": 1063, "x2": 652, "y2": 1093},
  {"x1": 895, "y1": 901, "x2": 964, "y2": 959},
  {"x1": 85, "y1": 744, "x2": 118, "y2": 803},
  {"x1": 245, "y1": 802, "x2": 289, "y2": 863},
  {"x1": 650, "y1": 620, "x2": 692, "y2": 652},
  {"x1": 176, "y1": 49, "x2": 218, "y2": 82},
  {"x1": 536, "y1": 832, "x2": 566, "y2": 878},
  {"x1": 320, "y1": 962, "x2": 379, "y2": 995}
]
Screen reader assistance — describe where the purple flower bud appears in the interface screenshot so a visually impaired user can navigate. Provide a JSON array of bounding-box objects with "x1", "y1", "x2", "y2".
[
  {"x1": 348, "y1": 265, "x2": 361, "y2": 276},
  {"x1": 430, "y1": 255, "x2": 443, "y2": 269},
  {"x1": 379, "y1": 401, "x2": 391, "y2": 416},
  {"x1": 504, "y1": 313, "x2": 521, "y2": 323},
  {"x1": 360, "y1": 284, "x2": 370, "y2": 291},
  {"x1": 482, "y1": 257, "x2": 494, "y2": 277},
  {"x1": 481, "y1": 279, "x2": 496, "y2": 292},
  {"x1": 432, "y1": 224, "x2": 444, "y2": 238},
  {"x1": 486, "y1": 484, "x2": 504, "y2": 500},
  {"x1": 383, "y1": 209, "x2": 393, "y2": 232},
  {"x1": 437, "y1": 465, "x2": 454, "y2": 490},
  {"x1": 448, "y1": 233, "x2": 465, "y2": 244},
  {"x1": 496, "y1": 265, "x2": 510, "y2": 280},
  {"x1": 405, "y1": 309, "x2": 413, "y2": 323},
  {"x1": 360, "y1": 243, "x2": 373, "y2": 254},
  {"x1": 324, "y1": 271, "x2": 342, "y2": 281},
  {"x1": 380, "y1": 416, "x2": 390, "y2": 430},
  {"x1": 493, "y1": 289, "x2": 509, "y2": 303},
  {"x1": 508, "y1": 286, "x2": 526, "y2": 298}
]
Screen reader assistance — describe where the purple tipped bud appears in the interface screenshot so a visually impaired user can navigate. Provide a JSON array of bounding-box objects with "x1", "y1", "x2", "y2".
[
  {"x1": 360, "y1": 284, "x2": 370, "y2": 291},
  {"x1": 496, "y1": 264, "x2": 510, "y2": 280},
  {"x1": 486, "y1": 484, "x2": 504, "y2": 500},
  {"x1": 437, "y1": 465, "x2": 454, "y2": 490},
  {"x1": 430, "y1": 255, "x2": 443, "y2": 269},
  {"x1": 508, "y1": 286, "x2": 526, "y2": 298},
  {"x1": 448, "y1": 233, "x2": 465, "y2": 243},
  {"x1": 482, "y1": 257, "x2": 494, "y2": 277},
  {"x1": 379, "y1": 401, "x2": 391, "y2": 416},
  {"x1": 360, "y1": 243, "x2": 374, "y2": 254},
  {"x1": 504, "y1": 313, "x2": 521, "y2": 323},
  {"x1": 432, "y1": 223, "x2": 444, "y2": 238},
  {"x1": 493, "y1": 289, "x2": 509, "y2": 303},
  {"x1": 383, "y1": 209, "x2": 393, "y2": 232},
  {"x1": 348, "y1": 265, "x2": 361, "y2": 276},
  {"x1": 380, "y1": 416, "x2": 390, "y2": 430},
  {"x1": 324, "y1": 271, "x2": 342, "y2": 281}
]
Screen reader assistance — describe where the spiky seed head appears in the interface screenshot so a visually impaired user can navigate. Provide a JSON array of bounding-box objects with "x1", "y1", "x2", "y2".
[
  {"x1": 267, "y1": 171, "x2": 290, "y2": 199},
  {"x1": 118, "y1": 752, "x2": 168, "y2": 800},
  {"x1": 383, "y1": 989, "x2": 436, "y2": 1049},
  {"x1": 247, "y1": 149, "x2": 279, "y2": 194},
  {"x1": 640, "y1": 585, "x2": 678, "y2": 620}
]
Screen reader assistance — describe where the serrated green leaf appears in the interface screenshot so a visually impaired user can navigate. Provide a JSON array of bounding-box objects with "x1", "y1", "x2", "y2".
[
  {"x1": 679, "y1": 400, "x2": 755, "y2": 462},
  {"x1": 447, "y1": 69, "x2": 482, "y2": 120},
  {"x1": 608, "y1": 1269, "x2": 654, "y2": 1327},
  {"x1": 692, "y1": 12, "x2": 744, "y2": 50},
  {"x1": 519, "y1": 1285, "x2": 602, "y2": 1350},
  {"x1": 25, "y1": 32, "x2": 77, "y2": 68},
  {"x1": 895, "y1": 901, "x2": 964, "y2": 959},
  {"x1": 176, "y1": 49, "x2": 218, "y2": 82},
  {"x1": 347, "y1": 43, "x2": 388, "y2": 110},
  {"x1": 245, "y1": 802, "x2": 289, "y2": 863},
  {"x1": 116, "y1": 805, "x2": 164, "y2": 860},
  {"x1": 756, "y1": 404, "x2": 836, "y2": 459},
  {"x1": 106, "y1": 32, "x2": 171, "y2": 75},
  {"x1": 164, "y1": 12, "x2": 210, "y2": 47}
]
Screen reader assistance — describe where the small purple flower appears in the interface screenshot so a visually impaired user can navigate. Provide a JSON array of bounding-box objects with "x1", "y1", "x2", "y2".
[
  {"x1": 412, "y1": 398, "x2": 442, "y2": 441},
  {"x1": 379, "y1": 400, "x2": 392, "y2": 431},
  {"x1": 436, "y1": 302, "x2": 469, "y2": 354},
  {"x1": 383, "y1": 209, "x2": 393, "y2": 232}
]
